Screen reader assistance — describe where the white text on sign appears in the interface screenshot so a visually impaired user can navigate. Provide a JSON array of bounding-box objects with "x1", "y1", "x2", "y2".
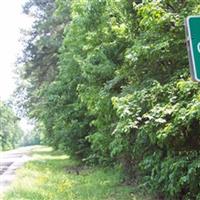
[{"x1": 197, "y1": 42, "x2": 200, "y2": 53}]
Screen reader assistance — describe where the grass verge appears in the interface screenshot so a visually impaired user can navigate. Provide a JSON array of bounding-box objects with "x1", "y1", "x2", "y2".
[{"x1": 2, "y1": 146, "x2": 152, "y2": 200}]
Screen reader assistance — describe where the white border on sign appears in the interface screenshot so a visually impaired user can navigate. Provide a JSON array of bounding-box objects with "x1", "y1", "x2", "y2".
[{"x1": 186, "y1": 16, "x2": 200, "y2": 82}]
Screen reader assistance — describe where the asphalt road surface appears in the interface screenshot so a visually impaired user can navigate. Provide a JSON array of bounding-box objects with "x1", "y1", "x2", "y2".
[{"x1": 0, "y1": 146, "x2": 34, "y2": 193}]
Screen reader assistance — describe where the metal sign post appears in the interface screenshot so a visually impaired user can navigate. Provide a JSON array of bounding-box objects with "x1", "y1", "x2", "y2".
[{"x1": 185, "y1": 16, "x2": 200, "y2": 82}]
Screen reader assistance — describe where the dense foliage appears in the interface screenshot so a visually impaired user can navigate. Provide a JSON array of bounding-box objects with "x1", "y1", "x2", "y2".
[
  {"x1": 0, "y1": 100, "x2": 23, "y2": 150},
  {"x1": 17, "y1": 0, "x2": 200, "y2": 199}
]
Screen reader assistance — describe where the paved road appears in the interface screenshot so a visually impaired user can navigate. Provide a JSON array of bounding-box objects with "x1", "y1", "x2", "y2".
[{"x1": 0, "y1": 146, "x2": 33, "y2": 193}]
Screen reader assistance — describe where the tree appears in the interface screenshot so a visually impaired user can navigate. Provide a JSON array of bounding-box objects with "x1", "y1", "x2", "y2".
[
  {"x1": 0, "y1": 100, "x2": 23, "y2": 150},
  {"x1": 17, "y1": 0, "x2": 200, "y2": 198}
]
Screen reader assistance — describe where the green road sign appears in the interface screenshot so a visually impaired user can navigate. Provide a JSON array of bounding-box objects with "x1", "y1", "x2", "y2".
[{"x1": 185, "y1": 16, "x2": 200, "y2": 82}]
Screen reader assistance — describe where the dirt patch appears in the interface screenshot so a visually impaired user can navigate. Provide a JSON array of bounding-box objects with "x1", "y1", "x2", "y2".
[{"x1": 64, "y1": 165, "x2": 90, "y2": 175}]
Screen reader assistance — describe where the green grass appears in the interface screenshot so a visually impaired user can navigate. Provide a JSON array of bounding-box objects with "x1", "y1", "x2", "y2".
[{"x1": 2, "y1": 146, "x2": 152, "y2": 200}]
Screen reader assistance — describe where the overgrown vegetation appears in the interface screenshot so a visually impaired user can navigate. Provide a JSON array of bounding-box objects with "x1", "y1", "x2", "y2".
[
  {"x1": 0, "y1": 100, "x2": 23, "y2": 150},
  {"x1": 16, "y1": 0, "x2": 200, "y2": 199},
  {"x1": 2, "y1": 146, "x2": 150, "y2": 200}
]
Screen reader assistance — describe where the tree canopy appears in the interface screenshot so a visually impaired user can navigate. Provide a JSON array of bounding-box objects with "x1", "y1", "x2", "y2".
[
  {"x1": 17, "y1": 0, "x2": 200, "y2": 199},
  {"x1": 0, "y1": 100, "x2": 23, "y2": 150}
]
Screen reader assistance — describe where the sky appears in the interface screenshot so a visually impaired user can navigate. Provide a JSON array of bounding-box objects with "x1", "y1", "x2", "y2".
[
  {"x1": 0, "y1": 0, "x2": 32, "y2": 101},
  {"x1": 0, "y1": 0, "x2": 33, "y2": 132}
]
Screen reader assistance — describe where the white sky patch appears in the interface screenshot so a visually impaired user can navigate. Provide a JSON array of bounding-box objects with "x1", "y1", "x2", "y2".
[
  {"x1": 0, "y1": 0, "x2": 33, "y2": 101},
  {"x1": 0, "y1": 0, "x2": 34, "y2": 132},
  {"x1": 19, "y1": 118, "x2": 34, "y2": 133}
]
